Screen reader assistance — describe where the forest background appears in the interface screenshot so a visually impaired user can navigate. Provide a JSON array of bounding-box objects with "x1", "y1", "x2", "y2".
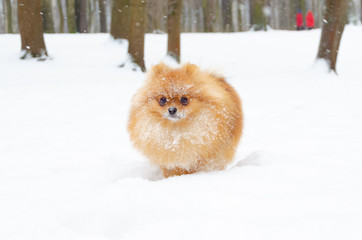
[{"x1": 1, "y1": 0, "x2": 362, "y2": 34}]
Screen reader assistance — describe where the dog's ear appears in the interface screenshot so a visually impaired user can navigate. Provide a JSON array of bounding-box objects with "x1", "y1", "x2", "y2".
[
  {"x1": 150, "y1": 62, "x2": 169, "y2": 76},
  {"x1": 182, "y1": 63, "x2": 199, "y2": 75}
]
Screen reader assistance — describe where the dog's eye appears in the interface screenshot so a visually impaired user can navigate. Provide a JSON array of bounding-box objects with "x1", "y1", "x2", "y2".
[
  {"x1": 180, "y1": 97, "x2": 189, "y2": 106},
  {"x1": 159, "y1": 97, "x2": 167, "y2": 106}
]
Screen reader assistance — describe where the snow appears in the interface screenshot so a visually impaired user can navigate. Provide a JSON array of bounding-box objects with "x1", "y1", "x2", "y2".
[{"x1": 1, "y1": 27, "x2": 362, "y2": 239}]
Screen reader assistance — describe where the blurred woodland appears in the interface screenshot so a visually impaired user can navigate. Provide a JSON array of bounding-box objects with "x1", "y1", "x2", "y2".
[
  {"x1": 1, "y1": 0, "x2": 362, "y2": 34},
  {"x1": 0, "y1": 0, "x2": 357, "y2": 74}
]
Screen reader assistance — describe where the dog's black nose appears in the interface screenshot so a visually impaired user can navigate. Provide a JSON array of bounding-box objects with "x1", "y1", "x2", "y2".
[{"x1": 168, "y1": 107, "x2": 177, "y2": 115}]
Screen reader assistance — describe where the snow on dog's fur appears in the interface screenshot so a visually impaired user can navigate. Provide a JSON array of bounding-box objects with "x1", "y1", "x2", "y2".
[{"x1": 128, "y1": 63, "x2": 243, "y2": 178}]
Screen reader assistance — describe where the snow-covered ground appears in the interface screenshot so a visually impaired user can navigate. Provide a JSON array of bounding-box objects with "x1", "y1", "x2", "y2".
[{"x1": 1, "y1": 27, "x2": 362, "y2": 240}]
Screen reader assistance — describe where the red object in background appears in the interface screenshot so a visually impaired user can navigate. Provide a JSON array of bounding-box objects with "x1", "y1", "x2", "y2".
[
  {"x1": 296, "y1": 13, "x2": 304, "y2": 28},
  {"x1": 306, "y1": 11, "x2": 315, "y2": 29}
]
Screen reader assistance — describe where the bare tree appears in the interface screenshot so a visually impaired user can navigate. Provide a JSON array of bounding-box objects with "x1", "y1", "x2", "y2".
[
  {"x1": 181, "y1": 0, "x2": 191, "y2": 32},
  {"x1": 42, "y1": 0, "x2": 55, "y2": 33},
  {"x1": 87, "y1": 0, "x2": 98, "y2": 33},
  {"x1": 18, "y1": 0, "x2": 48, "y2": 59},
  {"x1": 215, "y1": 0, "x2": 224, "y2": 32},
  {"x1": 57, "y1": 0, "x2": 65, "y2": 33},
  {"x1": 111, "y1": 0, "x2": 130, "y2": 39},
  {"x1": 147, "y1": 0, "x2": 167, "y2": 33},
  {"x1": 66, "y1": 0, "x2": 77, "y2": 33},
  {"x1": 222, "y1": 0, "x2": 232, "y2": 32},
  {"x1": 126, "y1": 0, "x2": 146, "y2": 71},
  {"x1": 239, "y1": 0, "x2": 251, "y2": 31},
  {"x1": 317, "y1": 0, "x2": 348, "y2": 73},
  {"x1": 202, "y1": 0, "x2": 217, "y2": 32},
  {"x1": 75, "y1": 0, "x2": 88, "y2": 33},
  {"x1": 98, "y1": 0, "x2": 107, "y2": 32},
  {"x1": 276, "y1": 0, "x2": 291, "y2": 30},
  {"x1": 167, "y1": 0, "x2": 182, "y2": 63},
  {"x1": 236, "y1": 0, "x2": 243, "y2": 31},
  {"x1": 4, "y1": 0, "x2": 13, "y2": 33},
  {"x1": 193, "y1": 0, "x2": 205, "y2": 32}
]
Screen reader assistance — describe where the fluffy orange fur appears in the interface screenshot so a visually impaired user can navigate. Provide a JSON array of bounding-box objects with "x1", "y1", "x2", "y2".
[{"x1": 128, "y1": 63, "x2": 243, "y2": 178}]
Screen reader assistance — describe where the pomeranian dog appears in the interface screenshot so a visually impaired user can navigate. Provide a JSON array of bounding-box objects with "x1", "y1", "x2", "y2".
[{"x1": 128, "y1": 63, "x2": 243, "y2": 178}]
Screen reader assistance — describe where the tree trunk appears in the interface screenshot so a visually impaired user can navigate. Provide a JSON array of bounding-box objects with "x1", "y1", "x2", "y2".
[
  {"x1": 222, "y1": 0, "x2": 232, "y2": 32},
  {"x1": 76, "y1": 0, "x2": 88, "y2": 33},
  {"x1": 42, "y1": 0, "x2": 55, "y2": 33},
  {"x1": 18, "y1": 0, "x2": 48, "y2": 59},
  {"x1": 240, "y1": 0, "x2": 251, "y2": 31},
  {"x1": 317, "y1": 0, "x2": 348, "y2": 73},
  {"x1": 111, "y1": 0, "x2": 130, "y2": 39},
  {"x1": 237, "y1": 0, "x2": 243, "y2": 31},
  {"x1": 181, "y1": 1, "x2": 190, "y2": 32},
  {"x1": 98, "y1": 0, "x2": 107, "y2": 32},
  {"x1": 279, "y1": 0, "x2": 287, "y2": 29},
  {"x1": 88, "y1": 0, "x2": 96, "y2": 32},
  {"x1": 147, "y1": 0, "x2": 167, "y2": 33},
  {"x1": 202, "y1": 0, "x2": 217, "y2": 32},
  {"x1": 66, "y1": 0, "x2": 77, "y2": 33},
  {"x1": 167, "y1": 0, "x2": 182, "y2": 63},
  {"x1": 57, "y1": 0, "x2": 65, "y2": 33},
  {"x1": 195, "y1": 1, "x2": 204, "y2": 32},
  {"x1": 127, "y1": 0, "x2": 146, "y2": 71},
  {"x1": 4, "y1": 0, "x2": 13, "y2": 33},
  {"x1": 250, "y1": 0, "x2": 267, "y2": 31}
]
